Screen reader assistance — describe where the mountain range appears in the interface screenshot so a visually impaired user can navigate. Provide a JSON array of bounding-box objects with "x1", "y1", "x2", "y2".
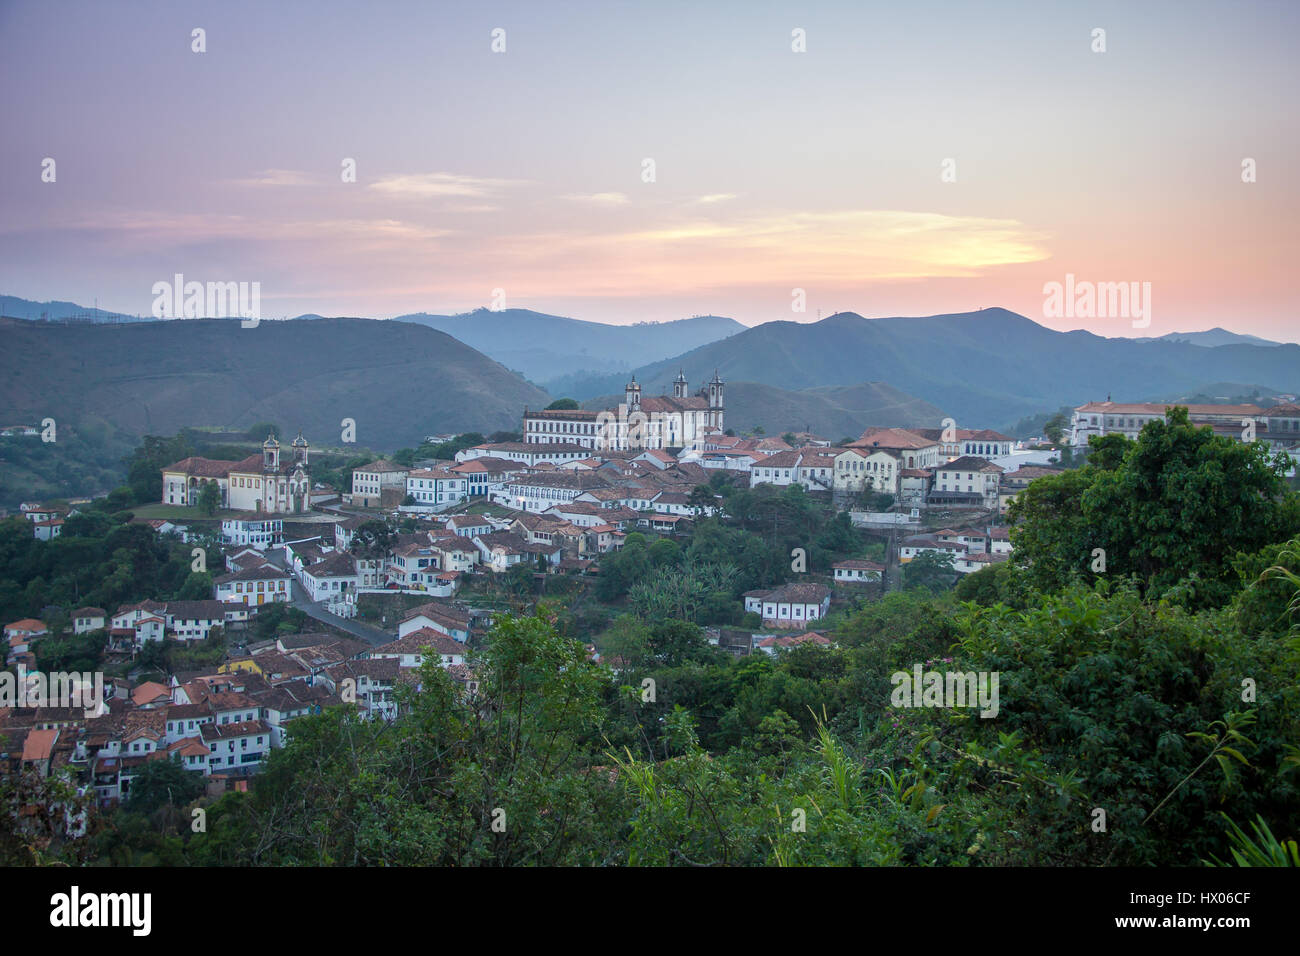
[
  {"x1": 581, "y1": 309, "x2": 1300, "y2": 430},
  {"x1": 1132, "y1": 328, "x2": 1284, "y2": 348},
  {"x1": 391, "y1": 308, "x2": 745, "y2": 383}
]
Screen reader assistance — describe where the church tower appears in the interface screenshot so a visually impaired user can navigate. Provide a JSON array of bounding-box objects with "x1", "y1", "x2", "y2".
[
  {"x1": 708, "y1": 369, "x2": 725, "y2": 429},
  {"x1": 625, "y1": 375, "x2": 642, "y2": 411},
  {"x1": 673, "y1": 368, "x2": 688, "y2": 399},
  {"x1": 262, "y1": 434, "x2": 281, "y2": 470},
  {"x1": 292, "y1": 430, "x2": 310, "y2": 466}
]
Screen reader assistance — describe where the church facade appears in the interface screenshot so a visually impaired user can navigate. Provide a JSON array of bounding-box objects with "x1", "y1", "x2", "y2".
[
  {"x1": 162, "y1": 432, "x2": 312, "y2": 514},
  {"x1": 522, "y1": 370, "x2": 724, "y2": 452}
]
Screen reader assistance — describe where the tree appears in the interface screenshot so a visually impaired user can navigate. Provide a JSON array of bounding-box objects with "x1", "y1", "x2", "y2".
[
  {"x1": 350, "y1": 520, "x2": 393, "y2": 559},
  {"x1": 125, "y1": 758, "x2": 206, "y2": 815},
  {"x1": 196, "y1": 480, "x2": 221, "y2": 516},
  {"x1": 246, "y1": 422, "x2": 281, "y2": 440},
  {"x1": 545, "y1": 398, "x2": 580, "y2": 410},
  {"x1": 902, "y1": 550, "x2": 956, "y2": 592},
  {"x1": 1043, "y1": 412, "x2": 1068, "y2": 446},
  {"x1": 1009, "y1": 407, "x2": 1300, "y2": 606}
]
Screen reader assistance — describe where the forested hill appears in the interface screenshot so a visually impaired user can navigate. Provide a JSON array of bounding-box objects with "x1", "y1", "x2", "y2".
[{"x1": 0, "y1": 316, "x2": 549, "y2": 449}]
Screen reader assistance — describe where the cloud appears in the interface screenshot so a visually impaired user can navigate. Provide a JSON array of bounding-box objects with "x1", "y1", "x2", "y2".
[
  {"x1": 694, "y1": 193, "x2": 737, "y2": 204},
  {"x1": 367, "y1": 172, "x2": 525, "y2": 199},
  {"x1": 561, "y1": 192, "x2": 630, "y2": 206},
  {"x1": 230, "y1": 169, "x2": 317, "y2": 187}
]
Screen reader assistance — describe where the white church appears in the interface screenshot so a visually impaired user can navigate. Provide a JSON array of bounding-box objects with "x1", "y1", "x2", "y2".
[
  {"x1": 522, "y1": 370, "x2": 725, "y2": 452},
  {"x1": 162, "y1": 432, "x2": 312, "y2": 514}
]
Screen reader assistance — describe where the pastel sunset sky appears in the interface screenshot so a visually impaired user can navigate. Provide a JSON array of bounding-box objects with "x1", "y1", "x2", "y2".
[{"x1": 1, "y1": 0, "x2": 1296, "y2": 339}]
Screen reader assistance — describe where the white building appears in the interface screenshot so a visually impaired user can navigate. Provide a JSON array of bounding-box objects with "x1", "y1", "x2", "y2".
[
  {"x1": 832, "y1": 559, "x2": 884, "y2": 584},
  {"x1": 213, "y1": 565, "x2": 292, "y2": 606},
  {"x1": 350, "y1": 460, "x2": 411, "y2": 507},
  {"x1": 406, "y1": 468, "x2": 469, "y2": 509},
  {"x1": 742, "y1": 583, "x2": 832, "y2": 629},
  {"x1": 162, "y1": 433, "x2": 312, "y2": 514},
  {"x1": 523, "y1": 371, "x2": 725, "y2": 452}
]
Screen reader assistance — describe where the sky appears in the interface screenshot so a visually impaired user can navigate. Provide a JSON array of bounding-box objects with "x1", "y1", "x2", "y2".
[{"x1": 1, "y1": 0, "x2": 1297, "y2": 340}]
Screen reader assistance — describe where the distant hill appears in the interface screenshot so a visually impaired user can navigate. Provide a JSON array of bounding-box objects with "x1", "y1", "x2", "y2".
[
  {"x1": 0, "y1": 316, "x2": 548, "y2": 450},
  {"x1": 589, "y1": 309, "x2": 1300, "y2": 430},
  {"x1": 1150, "y1": 382, "x2": 1294, "y2": 405},
  {"x1": 393, "y1": 308, "x2": 745, "y2": 382},
  {"x1": 0, "y1": 294, "x2": 145, "y2": 323},
  {"x1": 1131, "y1": 327, "x2": 1285, "y2": 348},
  {"x1": 581, "y1": 380, "x2": 943, "y2": 440}
]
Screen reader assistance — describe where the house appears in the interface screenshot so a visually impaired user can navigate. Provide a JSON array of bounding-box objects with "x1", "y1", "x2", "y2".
[
  {"x1": 449, "y1": 457, "x2": 529, "y2": 497},
  {"x1": 833, "y1": 447, "x2": 901, "y2": 495},
  {"x1": 433, "y1": 537, "x2": 480, "y2": 573},
  {"x1": 131, "y1": 681, "x2": 173, "y2": 709},
  {"x1": 385, "y1": 543, "x2": 445, "y2": 590},
  {"x1": 833, "y1": 559, "x2": 884, "y2": 584},
  {"x1": 371, "y1": 627, "x2": 469, "y2": 669},
  {"x1": 915, "y1": 427, "x2": 1015, "y2": 461},
  {"x1": 406, "y1": 468, "x2": 469, "y2": 509},
  {"x1": 321, "y1": 658, "x2": 400, "y2": 722},
  {"x1": 299, "y1": 552, "x2": 359, "y2": 602},
  {"x1": 754, "y1": 631, "x2": 833, "y2": 656},
  {"x1": 929, "y1": 457, "x2": 1004, "y2": 510},
  {"x1": 5, "y1": 618, "x2": 49, "y2": 647},
  {"x1": 132, "y1": 615, "x2": 166, "y2": 647},
  {"x1": 473, "y1": 531, "x2": 561, "y2": 572},
  {"x1": 998, "y1": 465, "x2": 1064, "y2": 514},
  {"x1": 456, "y1": 441, "x2": 590, "y2": 467},
  {"x1": 220, "y1": 514, "x2": 284, "y2": 549},
  {"x1": 164, "y1": 600, "x2": 229, "y2": 641},
  {"x1": 743, "y1": 583, "x2": 832, "y2": 629},
  {"x1": 200, "y1": 719, "x2": 272, "y2": 774},
  {"x1": 213, "y1": 564, "x2": 292, "y2": 606},
  {"x1": 32, "y1": 518, "x2": 64, "y2": 541},
  {"x1": 397, "y1": 602, "x2": 473, "y2": 642},
  {"x1": 71, "y1": 607, "x2": 107, "y2": 634},
  {"x1": 21, "y1": 728, "x2": 59, "y2": 777},
  {"x1": 847, "y1": 428, "x2": 942, "y2": 470},
  {"x1": 494, "y1": 471, "x2": 612, "y2": 513},
  {"x1": 350, "y1": 459, "x2": 411, "y2": 507},
  {"x1": 444, "y1": 514, "x2": 493, "y2": 538}
]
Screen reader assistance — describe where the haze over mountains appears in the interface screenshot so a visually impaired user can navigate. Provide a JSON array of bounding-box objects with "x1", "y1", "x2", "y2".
[{"x1": 391, "y1": 308, "x2": 745, "y2": 382}]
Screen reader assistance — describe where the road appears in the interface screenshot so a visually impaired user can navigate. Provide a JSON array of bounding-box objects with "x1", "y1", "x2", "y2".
[{"x1": 265, "y1": 548, "x2": 395, "y2": 647}]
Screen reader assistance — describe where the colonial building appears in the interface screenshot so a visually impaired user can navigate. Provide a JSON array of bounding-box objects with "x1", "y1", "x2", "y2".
[
  {"x1": 1068, "y1": 402, "x2": 1264, "y2": 448},
  {"x1": 847, "y1": 428, "x2": 942, "y2": 470},
  {"x1": 743, "y1": 583, "x2": 832, "y2": 629},
  {"x1": 350, "y1": 460, "x2": 410, "y2": 507},
  {"x1": 929, "y1": 456, "x2": 1004, "y2": 510},
  {"x1": 162, "y1": 432, "x2": 312, "y2": 514},
  {"x1": 523, "y1": 370, "x2": 725, "y2": 453}
]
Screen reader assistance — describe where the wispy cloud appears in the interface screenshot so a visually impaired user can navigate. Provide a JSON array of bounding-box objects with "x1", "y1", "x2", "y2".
[
  {"x1": 367, "y1": 172, "x2": 525, "y2": 199},
  {"x1": 230, "y1": 169, "x2": 317, "y2": 187},
  {"x1": 561, "y1": 192, "x2": 630, "y2": 206},
  {"x1": 694, "y1": 193, "x2": 737, "y2": 204}
]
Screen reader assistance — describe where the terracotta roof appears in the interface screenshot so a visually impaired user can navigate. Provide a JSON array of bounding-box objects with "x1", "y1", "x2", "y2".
[{"x1": 374, "y1": 627, "x2": 467, "y2": 659}]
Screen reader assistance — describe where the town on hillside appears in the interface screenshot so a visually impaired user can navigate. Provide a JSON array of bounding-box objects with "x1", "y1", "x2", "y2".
[{"x1": 6, "y1": 380, "x2": 1300, "y2": 812}]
